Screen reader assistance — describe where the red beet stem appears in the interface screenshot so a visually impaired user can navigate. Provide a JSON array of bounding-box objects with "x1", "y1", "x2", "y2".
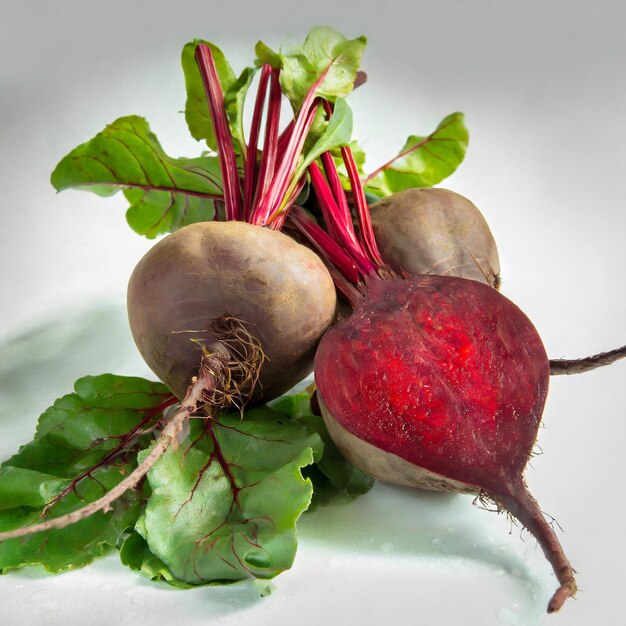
[
  {"x1": 309, "y1": 162, "x2": 376, "y2": 276},
  {"x1": 288, "y1": 205, "x2": 361, "y2": 285},
  {"x1": 254, "y1": 59, "x2": 341, "y2": 225},
  {"x1": 253, "y1": 68, "x2": 282, "y2": 212},
  {"x1": 318, "y1": 99, "x2": 385, "y2": 269},
  {"x1": 270, "y1": 175, "x2": 307, "y2": 231},
  {"x1": 255, "y1": 101, "x2": 320, "y2": 225},
  {"x1": 277, "y1": 120, "x2": 295, "y2": 161},
  {"x1": 497, "y1": 480, "x2": 577, "y2": 613},
  {"x1": 195, "y1": 44, "x2": 243, "y2": 221},
  {"x1": 242, "y1": 64, "x2": 271, "y2": 220},
  {"x1": 341, "y1": 144, "x2": 385, "y2": 268},
  {"x1": 320, "y1": 151, "x2": 351, "y2": 223}
]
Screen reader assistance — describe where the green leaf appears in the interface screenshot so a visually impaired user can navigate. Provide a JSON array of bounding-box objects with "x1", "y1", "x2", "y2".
[
  {"x1": 0, "y1": 470, "x2": 142, "y2": 574},
  {"x1": 138, "y1": 407, "x2": 322, "y2": 584},
  {"x1": 270, "y1": 390, "x2": 375, "y2": 509},
  {"x1": 50, "y1": 116, "x2": 222, "y2": 238},
  {"x1": 365, "y1": 112, "x2": 468, "y2": 195},
  {"x1": 0, "y1": 374, "x2": 171, "y2": 574},
  {"x1": 258, "y1": 27, "x2": 366, "y2": 111},
  {"x1": 296, "y1": 98, "x2": 353, "y2": 180},
  {"x1": 182, "y1": 40, "x2": 236, "y2": 148},
  {"x1": 224, "y1": 67, "x2": 257, "y2": 155},
  {"x1": 254, "y1": 40, "x2": 282, "y2": 68},
  {"x1": 119, "y1": 529, "x2": 188, "y2": 586}
]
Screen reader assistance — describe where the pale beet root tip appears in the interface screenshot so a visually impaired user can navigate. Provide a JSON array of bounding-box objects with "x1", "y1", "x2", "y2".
[{"x1": 547, "y1": 578, "x2": 577, "y2": 613}]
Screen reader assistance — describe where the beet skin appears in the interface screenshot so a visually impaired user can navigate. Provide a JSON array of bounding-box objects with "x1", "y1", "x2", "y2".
[{"x1": 128, "y1": 221, "x2": 336, "y2": 402}]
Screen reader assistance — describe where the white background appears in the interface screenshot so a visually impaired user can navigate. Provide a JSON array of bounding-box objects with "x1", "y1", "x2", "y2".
[{"x1": 0, "y1": 1, "x2": 625, "y2": 625}]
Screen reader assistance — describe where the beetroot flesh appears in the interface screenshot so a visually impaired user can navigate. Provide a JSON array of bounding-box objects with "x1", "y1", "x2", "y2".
[{"x1": 315, "y1": 274, "x2": 576, "y2": 612}]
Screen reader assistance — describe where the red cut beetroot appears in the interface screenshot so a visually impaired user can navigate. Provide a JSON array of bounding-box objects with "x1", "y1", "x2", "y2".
[
  {"x1": 315, "y1": 274, "x2": 578, "y2": 611},
  {"x1": 316, "y1": 275, "x2": 548, "y2": 495},
  {"x1": 315, "y1": 273, "x2": 576, "y2": 612}
]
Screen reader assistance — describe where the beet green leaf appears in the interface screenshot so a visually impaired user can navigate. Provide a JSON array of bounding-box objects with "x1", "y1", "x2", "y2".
[
  {"x1": 0, "y1": 375, "x2": 171, "y2": 573},
  {"x1": 256, "y1": 26, "x2": 366, "y2": 111},
  {"x1": 50, "y1": 116, "x2": 223, "y2": 238},
  {"x1": 136, "y1": 407, "x2": 322, "y2": 584},
  {"x1": 223, "y1": 66, "x2": 257, "y2": 156},
  {"x1": 364, "y1": 112, "x2": 468, "y2": 195},
  {"x1": 297, "y1": 98, "x2": 353, "y2": 180},
  {"x1": 119, "y1": 530, "x2": 185, "y2": 586},
  {"x1": 270, "y1": 390, "x2": 375, "y2": 509}
]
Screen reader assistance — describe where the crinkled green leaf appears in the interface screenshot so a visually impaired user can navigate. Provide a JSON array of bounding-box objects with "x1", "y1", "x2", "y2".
[
  {"x1": 50, "y1": 116, "x2": 222, "y2": 238},
  {"x1": 138, "y1": 407, "x2": 322, "y2": 584},
  {"x1": 254, "y1": 40, "x2": 282, "y2": 68},
  {"x1": 257, "y1": 27, "x2": 366, "y2": 111},
  {"x1": 182, "y1": 40, "x2": 236, "y2": 148},
  {"x1": 0, "y1": 469, "x2": 142, "y2": 574},
  {"x1": 0, "y1": 374, "x2": 171, "y2": 574},
  {"x1": 270, "y1": 390, "x2": 375, "y2": 509},
  {"x1": 119, "y1": 529, "x2": 187, "y2": 586},
  {"x1": 365, "y1": 112, "x2": 468, "y2": 195}
]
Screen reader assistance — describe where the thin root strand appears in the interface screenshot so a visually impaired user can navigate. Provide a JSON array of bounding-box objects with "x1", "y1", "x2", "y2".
[
  {"x1": 0, "y1": 374, "x2": 216, "y2": 542},
  {"x1": 498, "y1": 480, "x2": 577, "y2": 613},
  {"x1": 0, "y1": 320, "x2": 263, "y2": 543},
  {"x1": 550, "y1": 345, "x2": 626, "y2": 375}
]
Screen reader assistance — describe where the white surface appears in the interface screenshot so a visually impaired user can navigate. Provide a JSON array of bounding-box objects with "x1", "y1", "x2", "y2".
[{"x1": 0, "y1": 1, "x2": 625, "y2": 625}]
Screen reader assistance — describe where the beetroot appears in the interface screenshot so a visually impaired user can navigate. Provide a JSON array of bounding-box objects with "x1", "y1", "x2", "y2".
[
  {"x1": 370, "y1": 188, "x2": 501, "y2": 288},
  {"x1": 315, "y1": 275, "x2": 575, "y2": 612},
  {"x1": 128, "y1": 220, "x2": 336, "y2": 402},
  {"x1": 316, "y1": 275, "x2": 548, "y2": 496}
]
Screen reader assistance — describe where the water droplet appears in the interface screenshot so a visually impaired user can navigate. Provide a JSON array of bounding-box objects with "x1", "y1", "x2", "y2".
[
  {"x1": 380, "y1": 542, "x2": 394, "y2": 552},
  {"x1": 431, "y1": 538, "x2": 442, "y2": 545},
  {"x1": 496, "y1": 607, "x2": 518, "y2": 624},
  {"x1": 244, "y1": 550, "x2": 272, "y2": 568},
  {"x1": 26, "y1": 589, "x2": 58, "y2": 612}
]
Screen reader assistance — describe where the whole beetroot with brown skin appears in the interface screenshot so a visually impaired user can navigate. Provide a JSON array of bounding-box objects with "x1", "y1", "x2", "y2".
[
  {"x1": 370, "y1": 188, "x2": 501, "y2": 288},
  {"x1": 128, "y1": 221, "x2": 336, "y2": 402}
]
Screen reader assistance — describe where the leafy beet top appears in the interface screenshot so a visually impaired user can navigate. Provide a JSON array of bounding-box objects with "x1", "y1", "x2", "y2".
[{"x1": 315, "y1": 275, "x2": 550, "y2": 497}]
